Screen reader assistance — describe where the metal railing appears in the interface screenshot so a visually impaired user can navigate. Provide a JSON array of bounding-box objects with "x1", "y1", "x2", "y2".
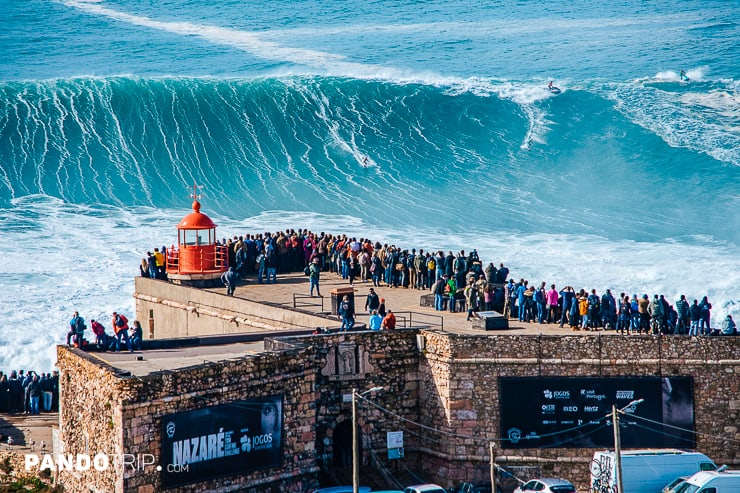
[
  {"x1": 166, "y1": 244, "x2": 229, "y2": 274},
  {"x1": 292, "y1": 293, "x2": 326, "y2": 312},
  {"x1": 392, "y1": 311, "x2": 445, "y2": 331},
  {"x1": 214, "y1": 244, "x2": 228, "y2": 269}
]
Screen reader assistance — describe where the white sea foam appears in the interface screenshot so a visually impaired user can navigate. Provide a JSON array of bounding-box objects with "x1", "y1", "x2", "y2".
[
  {"x1": 607, "y1": 78, "x2": 740, "y2": 166},
  {"x1": 2, "y1": 201, "x2": 737, "y2": 374}
]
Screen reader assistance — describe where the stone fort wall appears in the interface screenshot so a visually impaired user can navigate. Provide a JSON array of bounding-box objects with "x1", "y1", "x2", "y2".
[
  {"x1": 57, "y1": 345, "x2": 322, "y2": 493},
  {"x1": 416, "y1": 331, "x2": 740, "y2": 489},
  {"x1": 56, "y1": 330, "x2": 739, "y2": 492}
]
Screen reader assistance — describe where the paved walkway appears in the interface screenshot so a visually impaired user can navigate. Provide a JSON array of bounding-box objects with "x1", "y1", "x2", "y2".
[
  {"x1": 0, "y1": 412, "x2": 56, "y2": 454},
  {"x1": 222, "y1": 270, "x2": 595, "y2": 337},
  {"x1": 87, "y1": 271, "x2": 611, "y2": 377}
]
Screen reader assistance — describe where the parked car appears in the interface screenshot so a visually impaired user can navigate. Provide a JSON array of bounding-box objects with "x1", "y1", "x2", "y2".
[
  {"x1": 453, "y1": 480, "x2": 503, "y2": 493},
  {"x1": 679, "y1": 469, "x2": 740, "y2": 492},
  {"x1": 513, "y1": 478, "x2": 576, "y2": 493},
  {"x1": 590, "y1": 449, "x2": 716, "y2": 493},
  {"x1": 404, "y1": 484, "x2": 448, "y2": 493}
]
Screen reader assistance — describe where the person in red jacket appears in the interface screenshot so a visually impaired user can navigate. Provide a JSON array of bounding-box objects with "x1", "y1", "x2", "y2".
[
  {"x1": 90, "y1": 319, "x2": 107, "y2": 349},
  {"x1": 381, "y1": 310, "x2": 397, "y2": 330}
]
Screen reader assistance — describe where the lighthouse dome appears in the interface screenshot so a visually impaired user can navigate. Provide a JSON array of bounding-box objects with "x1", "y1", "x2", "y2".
[{"x1": 177, "y1": 200, "x2": 217, "y2": 229}]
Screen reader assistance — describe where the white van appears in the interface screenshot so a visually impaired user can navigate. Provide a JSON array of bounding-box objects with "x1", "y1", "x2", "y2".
[
  {"x1": 678, "y1": 470, "x2": 740, "y2": 492},
  {"x1": 590, "y1": 449, "x2": 716, "y2": 493}
]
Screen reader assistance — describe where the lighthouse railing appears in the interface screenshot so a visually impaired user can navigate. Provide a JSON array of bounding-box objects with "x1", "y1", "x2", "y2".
[
  {"x1": 214, "y1": 244, "x2": 228, "y2": 269},
  {"x1": 165, "y1": 244, "x2": 228, "y2": 274},
  {"x1": 166, "y1": 247, "x2": 179, "y2": 272}
]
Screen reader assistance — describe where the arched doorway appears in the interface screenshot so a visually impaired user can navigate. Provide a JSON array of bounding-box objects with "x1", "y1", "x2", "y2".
[{"x1": 333, "y1": 419, "x2": 354, "y2": 468}]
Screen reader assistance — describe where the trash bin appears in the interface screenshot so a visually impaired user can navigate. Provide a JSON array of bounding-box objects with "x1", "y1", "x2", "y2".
[
  {"x1": 472, "y1": 311, "x2": 509, "y2": 330},
  {"x1": 330, "y1": 287, "x2": 356, "y2": 315}
]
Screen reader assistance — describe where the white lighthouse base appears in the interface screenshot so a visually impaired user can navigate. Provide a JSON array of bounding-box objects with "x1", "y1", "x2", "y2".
[{"x1": 167, "y1": 271, "x2": 224, "y2": 288}]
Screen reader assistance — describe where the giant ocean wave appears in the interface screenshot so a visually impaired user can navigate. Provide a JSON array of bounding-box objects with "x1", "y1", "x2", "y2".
[
  {"x1": 2, "y1": 0, "x2": 739, "y2": 373},
  {"x1": 1, "y1": 75, "x2": 738, "y2": 243}
]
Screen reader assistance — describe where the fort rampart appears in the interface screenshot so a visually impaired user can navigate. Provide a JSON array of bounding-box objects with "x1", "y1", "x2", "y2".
[
  {"x1": 56, "y1": 328, "x2": 738, "y2": 492},
  {"x1": 133, "y1": 277, "x2": 339, "y2": 338}
]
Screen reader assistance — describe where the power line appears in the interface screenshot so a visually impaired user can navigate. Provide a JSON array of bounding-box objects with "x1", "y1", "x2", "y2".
[
  {"x1": 629, "y1": 422, "x2": 696, "y2": 446},
  {"x1": 540, "y1": 423, "x2": 610, "y2": 449},
  {"x1": 627, "y1": 412, "x2": 740, "y2": 445},
  {"x1": 358, "y1": 393, "x2": 609, "y2": 445},
  {"x1": 361, "y1": 394, "x2": 740, "y2": 448}
]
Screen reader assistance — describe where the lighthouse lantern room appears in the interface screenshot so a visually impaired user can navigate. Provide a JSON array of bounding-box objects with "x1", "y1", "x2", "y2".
[{"x1": 166, "y1": 184, "x2": 228, "y2": 287}]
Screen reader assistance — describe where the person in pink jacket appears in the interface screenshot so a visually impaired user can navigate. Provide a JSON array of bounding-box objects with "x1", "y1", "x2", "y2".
[{"x1": 546, "y1": 284, "x2": 560, "y2": 323}]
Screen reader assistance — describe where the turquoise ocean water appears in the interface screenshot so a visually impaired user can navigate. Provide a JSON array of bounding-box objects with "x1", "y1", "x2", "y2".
[{"x1": 1, "y1": 0, "x2": 738, "y2": 371}]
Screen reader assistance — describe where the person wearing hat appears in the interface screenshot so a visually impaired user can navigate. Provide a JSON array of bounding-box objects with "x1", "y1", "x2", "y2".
[{"x1": 378, "y1": 298, "x2": 387, "y2": 318}]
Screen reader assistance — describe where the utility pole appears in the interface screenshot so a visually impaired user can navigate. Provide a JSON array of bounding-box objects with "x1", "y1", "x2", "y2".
[
  {"x1": 612, "y1": 405, "x2": 623, "y2": 493},
  {"x1": 612, "y1": 399, "x2": 643, "y2": 493},
  {"x1": 490, "y1": 442, "x2": 497, "y2": 493},
  {"x1": 352, "y1": 386, "x2": 383, "y2": 493},
  {"x1": 352, "y1": 388, "x2": 359, "y2": 493}
]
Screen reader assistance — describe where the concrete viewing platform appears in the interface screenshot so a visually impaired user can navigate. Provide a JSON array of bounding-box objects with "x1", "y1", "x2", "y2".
[
  {"x1": 87, "y1": 271, "x2": 645, "y2": 377},
  {"x1": 208, "y1": 270, "x2": 578, "y2": 335}
]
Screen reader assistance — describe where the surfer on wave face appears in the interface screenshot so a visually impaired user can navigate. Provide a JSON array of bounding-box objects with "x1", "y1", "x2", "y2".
[{"x1": 548, "y1": 80, "x2": 553, "y2": 90}]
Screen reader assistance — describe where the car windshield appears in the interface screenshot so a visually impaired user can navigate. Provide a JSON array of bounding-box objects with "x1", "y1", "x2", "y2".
[
  {"x1": 679, "y1": 485, "x2": 699, "y2": 493},
  {"x1": 663, "y1": 478, "x2": 687, "y2": 493}
]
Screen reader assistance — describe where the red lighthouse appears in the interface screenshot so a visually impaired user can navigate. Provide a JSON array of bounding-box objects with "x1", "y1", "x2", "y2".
[{"x1": 166, "y1": 185, "x2": 228, "y2": 287}]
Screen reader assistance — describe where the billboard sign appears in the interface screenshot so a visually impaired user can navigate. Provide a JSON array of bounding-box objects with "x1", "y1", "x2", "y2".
[
  {"x1": 499, "y1": 377, "x2": 693, "y2": 448},
  {"x1": 160, "y1": 395, "x2": 283, "y2": 487}
]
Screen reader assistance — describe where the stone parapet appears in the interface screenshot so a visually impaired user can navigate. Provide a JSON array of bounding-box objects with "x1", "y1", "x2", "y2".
[
  {"x1": 55, "y1": 324, "x2": 739, "y2": 492},
  {"x1": 134, "y1": 277, "x2": 340, "y2": 338}
]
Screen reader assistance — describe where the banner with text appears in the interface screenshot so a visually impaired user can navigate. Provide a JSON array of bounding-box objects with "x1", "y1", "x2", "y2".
[
  {"x1": 499, "y1": 377, "x2": 693, "y2": 448},
  {"x1": 160, "y1": 395, "x2": 283, "y2": 487}
]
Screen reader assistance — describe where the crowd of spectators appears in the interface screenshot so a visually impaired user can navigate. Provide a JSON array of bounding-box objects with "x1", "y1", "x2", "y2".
[
  {"x1": 0, "y1": 369, "x2": 59, "y2": 415},
  {"x1": 142, "y1": 228, "x2": 735, "y2": 337},
  {"x1": 503, "y1": 282, "x2": 736, "y2": 337}
]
